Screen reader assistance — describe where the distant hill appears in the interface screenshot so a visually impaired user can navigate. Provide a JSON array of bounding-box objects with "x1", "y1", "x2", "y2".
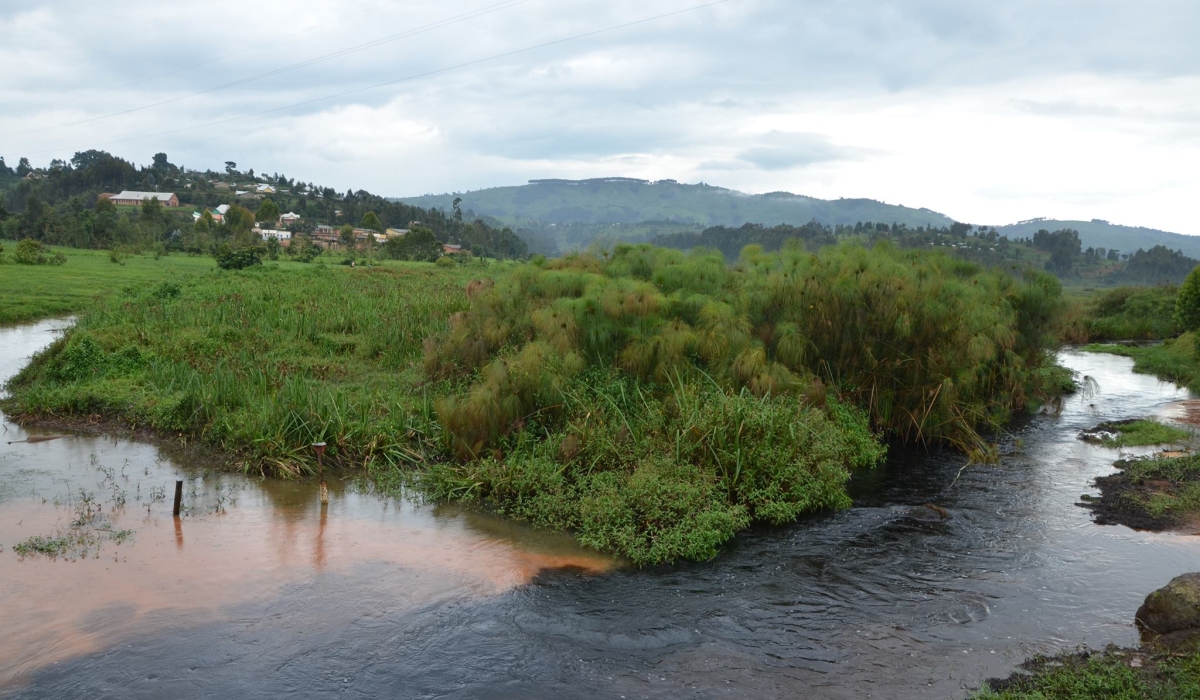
[
  {"x1": 397, "y1": 179, "x2": 1200, "y2": 260},
  {"x1": 397, "y1": 178, "x2": 955, "y2": 229},
  {"x1": 996, "y1": 219, "x2": 1200, "y2": 259}
]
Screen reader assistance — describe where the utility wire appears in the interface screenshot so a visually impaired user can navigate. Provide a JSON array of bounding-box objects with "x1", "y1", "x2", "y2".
[
  {"x1": 0, "y1": 0, "x2": 530, "y2": 139},
  {"x1": 17, "y1": 0, "x2": 732, "y2": 158},
  {"x1": 110, "y1": 0, "x2": 406, "y2": 92}
]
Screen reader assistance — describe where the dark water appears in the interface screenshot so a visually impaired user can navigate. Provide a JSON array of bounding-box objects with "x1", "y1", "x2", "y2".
[{"x1": 2, "y1": 319, "x2": 1197, "y2": 699}]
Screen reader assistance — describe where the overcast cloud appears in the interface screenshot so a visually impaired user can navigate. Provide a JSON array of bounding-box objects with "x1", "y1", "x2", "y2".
[{"x1": 1, "y1": 0, "x2": 1197, "y2": 232}]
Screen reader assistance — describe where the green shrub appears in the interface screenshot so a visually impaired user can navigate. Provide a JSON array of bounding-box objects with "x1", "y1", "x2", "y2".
[
  {"x1": 426, "y1": 242, "x2": 1068, "y2": 458},
  {"x1": 1177, "y1": 264, "x2": 1200, "y2": 332},
  {"x1": 425, "y1": 373, "x2": 883, "y2": 564},
  {"x1": 214, "y1": 245, "x2": 263, "y2": 270},
  {"x1": 13, "y1": 238, "x2": 66, "y2": 266},
  {"x1": 435, "y1": 255, "x2": 456, "y2": 268},
  {"x1": 1087, "y1": 286, "x2": 1179, "y2": 341}
]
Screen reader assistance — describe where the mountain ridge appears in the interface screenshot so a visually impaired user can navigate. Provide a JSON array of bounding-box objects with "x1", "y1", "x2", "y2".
[{"x1": 396, "y1": 178, "x2": 1200, "y2": 259}]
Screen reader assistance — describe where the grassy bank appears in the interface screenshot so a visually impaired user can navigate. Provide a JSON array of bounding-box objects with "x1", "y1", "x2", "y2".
[
  {"x1": 975, "y1": 646, "x2": 1200, "y2": 699},
  {"x1": 1081, "y1": 419, "x2": 1192, "y2": 448},
  {"x1": 1084, "y1": 333, "x2": 1200, "y2": 391},
  {"x1": 0, "y1": 243, "x2": 243, "y2": 324},
  {"x1": 1083, "y1": 452, "x2": 1200, "y2": 531},
  {"x1": 2, "y1": 241, "x2": 1074, "y2": 563}
]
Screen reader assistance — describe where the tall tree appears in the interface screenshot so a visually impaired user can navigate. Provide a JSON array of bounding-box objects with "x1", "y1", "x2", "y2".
[
  {"x1": 256, "y1": 198, "x2": 281, "y2": 225},
  {"x1": 361, "y1": 210, "x2": 383, "y2": 233}
]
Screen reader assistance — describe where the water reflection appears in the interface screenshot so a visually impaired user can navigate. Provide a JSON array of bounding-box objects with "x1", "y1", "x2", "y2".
[{"x1": 0, "y1": 319, "x2": 613, "y2": 691}]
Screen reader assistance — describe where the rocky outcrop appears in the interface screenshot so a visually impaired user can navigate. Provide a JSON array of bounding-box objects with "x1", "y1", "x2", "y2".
[{"x1": 1136, "y1": 573, "x2": 1200, "y2": 647}]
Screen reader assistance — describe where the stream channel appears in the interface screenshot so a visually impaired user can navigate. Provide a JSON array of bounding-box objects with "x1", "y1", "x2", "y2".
[{"x1": 1, "y1": 318, "x2": 1198, "y2": 699}]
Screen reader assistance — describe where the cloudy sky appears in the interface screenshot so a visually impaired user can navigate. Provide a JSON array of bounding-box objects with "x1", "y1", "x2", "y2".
[{"x1": 2, "y1": 0, "x2": 1197, "y2": 232}]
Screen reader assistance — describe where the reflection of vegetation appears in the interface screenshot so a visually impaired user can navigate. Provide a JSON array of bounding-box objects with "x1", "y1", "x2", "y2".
[
  {"x1": 13, "y1": 487, "x2": 133, "y2": 560},
  {"x1": 975, "y1": 645, "x2": 1200, "y2": 699}
]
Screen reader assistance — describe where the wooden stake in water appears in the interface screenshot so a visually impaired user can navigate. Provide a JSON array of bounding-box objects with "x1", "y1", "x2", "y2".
[
  {"x1": 172, "y1": 480, "x2": 183, "y2": 516},
  {"x1": 313, "y1": 442, "x2": 328, "y2": 504}
]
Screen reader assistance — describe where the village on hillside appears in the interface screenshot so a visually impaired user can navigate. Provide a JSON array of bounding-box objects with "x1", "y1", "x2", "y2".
[{"x1": 99, "y1": 186, "x2": 464, "y2": 254}]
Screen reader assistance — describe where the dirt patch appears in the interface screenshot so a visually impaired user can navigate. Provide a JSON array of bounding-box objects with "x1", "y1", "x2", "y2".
[{"x1": 1079, "y1": 459, "x2": 1200, "y2": 533}]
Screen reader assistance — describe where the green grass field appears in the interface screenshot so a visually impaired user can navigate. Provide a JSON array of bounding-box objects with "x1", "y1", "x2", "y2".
[{"x1": 0, "y1": 242, "x2": 298, "y2": 324}]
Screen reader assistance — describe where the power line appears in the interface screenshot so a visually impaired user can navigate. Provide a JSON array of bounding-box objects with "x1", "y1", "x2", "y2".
[
  {"x1": 17, "y1": 0, "x2": 733, "y2": 159},
  {"x1": 0, "y1": 0, "x2": 530, "y2": 139},
  {"x1": 109, "y1": 0, "x2": 406, "y2": 92}
]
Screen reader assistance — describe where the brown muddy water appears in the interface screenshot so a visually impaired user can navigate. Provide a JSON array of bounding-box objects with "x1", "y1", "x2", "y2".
[{"x1": 2, "y1": 319, "x2": 1199, "y2": 699}]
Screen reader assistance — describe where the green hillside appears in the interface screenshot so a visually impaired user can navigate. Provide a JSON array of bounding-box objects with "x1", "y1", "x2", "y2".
[
  {"x1": 399, "y1": 179, "x2": 1200, "y2": 260},
  {"x1": 397, "y1": 178, "x2": 954, "y2": 228},
  {"x1": 997, "y1": 218, "x2": 1200, "y2": 259}
]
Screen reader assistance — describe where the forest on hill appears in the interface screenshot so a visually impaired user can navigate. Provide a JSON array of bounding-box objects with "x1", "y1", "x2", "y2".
[
  {"x1": 397, "y1": 178, "x2": 955, "y2": 229},
  {"x1": 401, "y1": 178, "x2": 1200, "y2": 263},
  {"x1": 0, "y1": 152, "x2": 528, "y2": 260}
]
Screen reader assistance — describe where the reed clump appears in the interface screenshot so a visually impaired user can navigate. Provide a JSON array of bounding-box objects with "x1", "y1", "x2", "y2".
[
  {"x1": 423, "y1": 370, "x2": 883, "y2": 565},
  {"x1": 426, "y1": 242, "x2": 1069, "y2": 459}
]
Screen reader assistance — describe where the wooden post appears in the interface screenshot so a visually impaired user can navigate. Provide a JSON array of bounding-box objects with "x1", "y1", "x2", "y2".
[
  {"x1": 172, "y1": 480, "x2": 183, "y2": 516},
  {"x1": 313, "y1": 442, "x2": 328, "y2": 505}
]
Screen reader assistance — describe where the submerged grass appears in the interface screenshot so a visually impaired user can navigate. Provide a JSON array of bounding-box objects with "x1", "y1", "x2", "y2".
[{"x1": 975, "y1": 646, "x2": 1200, "y2": 700}]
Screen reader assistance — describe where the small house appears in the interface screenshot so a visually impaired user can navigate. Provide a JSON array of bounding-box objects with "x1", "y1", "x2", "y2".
[{"x1": 108, "y1": 191, "x2": 179, "y2": 207}]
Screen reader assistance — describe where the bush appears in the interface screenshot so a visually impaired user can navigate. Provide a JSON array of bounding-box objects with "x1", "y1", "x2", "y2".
[
  {"x1": 425, "y1": 373, "x2": 884, "y2": 564},
  {"x1": 1087, "y1": 286, "x2": 1179, "y2": 341},
  {"x1": 214, "y1": 245, "x2": 263, "y2": 270},
  {"x1": 425, "y1": 242, "x2": 1068, "y2": 458},
  {"x1": 435, "y1": 255, "x2": 456, "y2": 268},
  {"x1": 13, "y1": 238, "x2": 66, "y2": 266},
  {"x1": 1176, "y1": 265, "x2": 1200, "y2": 332}
]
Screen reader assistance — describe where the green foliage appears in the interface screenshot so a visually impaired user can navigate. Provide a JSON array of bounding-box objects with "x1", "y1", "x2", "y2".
[
  {"x1": 1112, "y1": 453, "x2": 1200, "y2": 522},
  {"x1": 1176, "y1": 265, "x2": 1200, "y2": 332},
  {"x1": 2, "y1": 262, "x2": 482, "y2": 478},
  {"x1": 255, "y1": 198, "x2": 280, "y2": 224},
  {"x1": 975, "y1": 646, "x2": 1200, "y2": 699},
  {"x1": 426, "y1": 242, "x2": 1068, "y2": 457},
  {"x1": 1091, "y1": 419, "x2": 1192, "y2": 448},
  {"x1": 14, "y1": 237, "x2": 66, "y2": 265},
  {"x1": 214, "y1": 244, "x2": 263, "y2": 270},
  {"x1": 435, "y1": 254, "x2": 456, "y2": 268},
  {"x1": 1086, "y1": 286, "x2": 1179, "y2": 341},
  {"x1": 361, "y1": 211, "x2": 383, "y2": 233},
  {"x1": 424, "y1": 372, "x2": 883, "y2": 564},
  {"x1": 1085, "y1": 333, "x2": 1200, "y2": 392},
  {"x1": 651, "y1": 222, "x2": 835, "y2": 258},
  {"x1": 382, "y1": 226, "x2": 442, "y2": 262}
]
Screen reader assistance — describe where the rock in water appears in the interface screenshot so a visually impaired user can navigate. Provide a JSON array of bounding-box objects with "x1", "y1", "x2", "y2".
[{"x1": 1136, "y1": 572, "x2": 1200, "y2": 646}]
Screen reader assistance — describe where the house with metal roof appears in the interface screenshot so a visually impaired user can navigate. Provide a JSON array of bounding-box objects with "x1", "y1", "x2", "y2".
[{"x1": 107, "y1": 191, "x2": 179, "y2": 207}]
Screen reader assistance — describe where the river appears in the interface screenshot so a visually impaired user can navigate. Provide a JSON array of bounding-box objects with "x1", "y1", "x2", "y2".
[{"x1": 1, "y1": 318, "x2": 1197, "y2": 699}]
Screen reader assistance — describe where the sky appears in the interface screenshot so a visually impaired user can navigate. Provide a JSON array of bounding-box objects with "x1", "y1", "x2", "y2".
[{"x1": 1, "y1": 0, "x2": 1197, "y2": 233}]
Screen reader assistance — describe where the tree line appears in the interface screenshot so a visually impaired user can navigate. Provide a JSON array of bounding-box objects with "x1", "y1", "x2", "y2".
[{"x1": 0, "y1": 151, "x2": 528, "y2": 260}]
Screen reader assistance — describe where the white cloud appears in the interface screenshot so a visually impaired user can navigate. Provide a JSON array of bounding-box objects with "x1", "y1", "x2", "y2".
[{"x1": 1, "y1": 0, "x2": 1198, "y2": 232}]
